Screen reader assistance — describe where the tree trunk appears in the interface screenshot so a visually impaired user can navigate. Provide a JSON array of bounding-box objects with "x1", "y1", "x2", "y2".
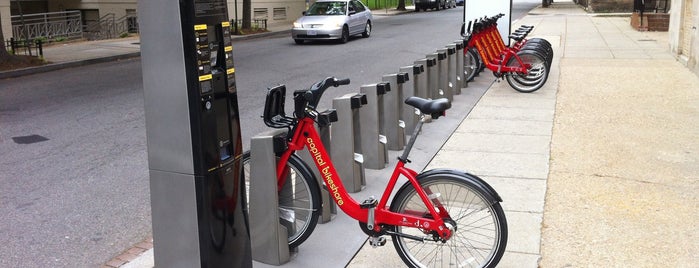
[
  {"x1": 0, "y1": 12, "x2": 11, "y2": 60},
  {"x1": 242, "y1": 0, "x2": 251, "y2": 29},
  {"x1": 397, "y1": 0, "x2": 406, "y2": 10}
]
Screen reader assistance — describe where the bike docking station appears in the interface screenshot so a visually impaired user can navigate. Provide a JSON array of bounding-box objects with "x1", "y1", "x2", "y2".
[
  {"x1": 452, "y1": 40, "x2": 467, "y2": 91},
  {"x1": 425, "y1": 53, "x2": 444, "y2": 101},
  {"x1": 139, "y1": 0, "x2": 252, "y2": 267},
  {"x1": 431, "y1": 51, "x2": 450, "y2": 101},
  {"x1": 438, "y1": 47, "x2": 456, "y2": 102},
  {"x1": 413, "y1": 59, "x2": 432, "y2": 100},
  {"x1": 381, "y1": 73, "x2": 409, "y2": 151},
  {"x1": 399, "y1": 65, "x2": 423, "y2": 134},
  {"x1": 249, "y1": 130, "x2": 294, "y2": 265},
  {"x1": 445, "y1": 44, "x2": 460, "y2": 95},
  {"x1": 331, "y1": 93, "x2": 368, "y2": 193},
  {"x1": 359, "y1": 82, "x2": 390, "y2": 169}
]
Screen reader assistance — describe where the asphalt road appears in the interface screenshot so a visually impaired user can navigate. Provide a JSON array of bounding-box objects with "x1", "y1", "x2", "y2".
[{"x1": 0, "y1": 2, "x2": 539, "y2": 267}]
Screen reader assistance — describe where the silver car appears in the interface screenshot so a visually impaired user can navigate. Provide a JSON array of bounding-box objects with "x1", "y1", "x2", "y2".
[{"x1": 292, "y1": 0, "x2": 373, "y2": 44}]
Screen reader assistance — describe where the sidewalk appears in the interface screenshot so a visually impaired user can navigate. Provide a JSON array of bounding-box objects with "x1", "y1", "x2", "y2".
[{"x1": 352, "y1": 1, "x2": 698, "y2": 267}]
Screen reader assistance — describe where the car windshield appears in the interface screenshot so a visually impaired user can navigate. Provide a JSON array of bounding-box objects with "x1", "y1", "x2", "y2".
[{"x1": 306, "y1": 1, "x2": 347, "y2": 15}]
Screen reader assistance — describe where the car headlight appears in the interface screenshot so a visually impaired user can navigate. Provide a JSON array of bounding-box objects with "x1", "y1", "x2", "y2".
[
  {"x1": 326, "y1": 19, "x2": 343, "y2": 29},
  {"x1": 293, "y1": 22, "x2": 302, "y2": 28}
]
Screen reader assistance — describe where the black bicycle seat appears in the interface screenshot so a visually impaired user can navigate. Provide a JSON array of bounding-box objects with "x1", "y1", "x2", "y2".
[{"x1": 404, "y1": 97, "x2": 451, "y2": 119}]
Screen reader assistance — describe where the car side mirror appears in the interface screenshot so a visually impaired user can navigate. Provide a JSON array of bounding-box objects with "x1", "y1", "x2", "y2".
[{"x1": 349, "y1": 10, "x2": 356, "y2": 15}]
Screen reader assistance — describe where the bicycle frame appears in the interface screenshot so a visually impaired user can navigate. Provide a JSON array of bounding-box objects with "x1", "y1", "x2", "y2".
[{"x1": 276, "y1": 116, "x2": 453, "y2": 239}]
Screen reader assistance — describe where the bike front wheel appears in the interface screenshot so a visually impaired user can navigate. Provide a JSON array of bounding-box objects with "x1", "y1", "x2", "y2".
[
  {"x1": 241, "y1": 151, "x2": 321, "y2": 249},
  {"x1": 390, "y1": 174, "x2": 507, "y2": 268},
  {"x1": 464, "y1": 47, "x2": 481, "y2": 82}
]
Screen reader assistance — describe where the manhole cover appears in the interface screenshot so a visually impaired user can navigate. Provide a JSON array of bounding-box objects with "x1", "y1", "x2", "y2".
[
  {"x1": 638, "y1": 39, "x2": 656, "y2": 42},
  {"x1": 12, "y1": 134, "x2": 49, "y2": 144}
]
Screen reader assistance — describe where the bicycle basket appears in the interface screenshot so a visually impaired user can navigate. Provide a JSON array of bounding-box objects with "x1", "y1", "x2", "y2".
[{"x1": 263, "y1": 85, "x2": 295, "y2": 128}]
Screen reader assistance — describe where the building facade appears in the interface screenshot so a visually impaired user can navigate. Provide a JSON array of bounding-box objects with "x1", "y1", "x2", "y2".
[{"x1": 669, "y1": 0, "x2": 698, "y2": 75}]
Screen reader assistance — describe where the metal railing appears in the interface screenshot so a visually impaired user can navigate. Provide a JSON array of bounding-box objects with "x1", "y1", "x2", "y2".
[
  {"x1": 230, "y1": 19, "x2": 268, "y2": 35},
  {"x1": 634, "y1": 0, "x2": 670, "y2": 13},
  {"x1": 4, "y1": 38, "x2": 44, "y2": 58},
  {"x1": 84, "y1": 13, "x2": 138, "y2": 40},
  {"x1": 11, "y1": 11, "x2": 83, "y2": 41}
]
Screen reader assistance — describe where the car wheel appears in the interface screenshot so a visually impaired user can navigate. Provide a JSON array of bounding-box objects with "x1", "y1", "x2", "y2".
[
  {"x1": 362, "y1": 21, "x2": 371, "y2": 38},
  {"x1": 294, "y1": 39, "x2": 304, "y2": 45},
  {"x1": 340, "y1": 26, "x2": 349, "y2": 43}
]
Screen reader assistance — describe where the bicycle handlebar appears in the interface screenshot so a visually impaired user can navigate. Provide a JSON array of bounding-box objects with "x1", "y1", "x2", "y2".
[
  {"x1": 304, "y1": 76, "x2": 350, "y2": 109},
  {"x1": 293, "y1": 76, "x2": 350, "y2": 118}
]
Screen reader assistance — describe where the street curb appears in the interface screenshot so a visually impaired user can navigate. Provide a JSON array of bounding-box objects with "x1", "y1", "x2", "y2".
[{"x1": 0, "y1": 52, "x2": 141, "y2": 80}]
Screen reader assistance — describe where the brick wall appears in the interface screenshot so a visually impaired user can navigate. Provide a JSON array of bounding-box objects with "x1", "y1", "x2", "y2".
[{"x1": 631, "y1": 12, "x2": 670, "y2": 31}]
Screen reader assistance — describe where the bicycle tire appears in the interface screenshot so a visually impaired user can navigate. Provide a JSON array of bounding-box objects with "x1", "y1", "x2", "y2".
[
  {"x1": 464, "y1": 48, "x2": 480, "y2": 82},
  {"x1": 510, "y1": 49, "x2": 548, "y2": 84},
  {"x1": 505, "y1": 50, "x2": 549, "y2": 93},
  {"x1": 241, "y1": 151, "x2": 321, "y2": 248},
  {"x1": 390, "y1": 173, "x2": 508, "y2": 268}
]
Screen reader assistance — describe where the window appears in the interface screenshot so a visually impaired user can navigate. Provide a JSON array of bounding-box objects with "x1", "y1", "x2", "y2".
[
  {"x1": 307, "y1": 2, "x2": 347, "y2": 16},
  {"x1": 351, "y1": 0, "x2": 367, "y2": 12},
  {"x1": 273, "y1": 7, "x2": 286, "y2": 20},
  {"x1": 253, "y1": 8, "x2": 268, "y2": 19}
]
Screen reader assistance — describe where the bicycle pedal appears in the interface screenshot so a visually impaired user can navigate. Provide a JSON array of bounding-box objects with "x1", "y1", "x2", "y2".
[
  {"x1": 360, "y1": 197, "x2": 377, "y2": 209},
  {"x1": 369, "y1": 236, "x2": 386, "y2": 248}
]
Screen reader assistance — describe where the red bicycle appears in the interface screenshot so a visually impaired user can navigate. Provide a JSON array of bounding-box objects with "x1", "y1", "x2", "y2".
[{"x1": 242, "y1": 77, "x2": 508, "y2": 267}]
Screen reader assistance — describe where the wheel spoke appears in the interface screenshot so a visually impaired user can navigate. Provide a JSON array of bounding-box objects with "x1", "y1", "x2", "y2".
[{"x1": 391, "y1": 175, "x2": 507, "y2": 267}]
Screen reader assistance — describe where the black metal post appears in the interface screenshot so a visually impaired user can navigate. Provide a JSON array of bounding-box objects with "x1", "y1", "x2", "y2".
[
  {"x1": 10, "y1": 37, "x2": 16, "y2": 54},
  {"x1": 37, "y1": 39, "x2": 43, "y2": 58}
]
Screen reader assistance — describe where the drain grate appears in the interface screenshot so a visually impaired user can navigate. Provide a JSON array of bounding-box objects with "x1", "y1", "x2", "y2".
[{"x1": 12, "y1": 134, "x2": 49, "y2": 144}]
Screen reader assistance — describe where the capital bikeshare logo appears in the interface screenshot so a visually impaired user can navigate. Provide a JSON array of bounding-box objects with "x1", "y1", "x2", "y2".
[{"x1": 307, "y1": 137, "x2": 344, "y2": 206}]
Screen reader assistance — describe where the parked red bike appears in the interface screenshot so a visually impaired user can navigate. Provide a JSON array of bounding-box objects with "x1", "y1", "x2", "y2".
[
  {"x1": 241, "y1": 77, "x2": 508, "y2": 267},
  {"x1": 462, "y1": 14, "x2": 553, "y2": 92}
]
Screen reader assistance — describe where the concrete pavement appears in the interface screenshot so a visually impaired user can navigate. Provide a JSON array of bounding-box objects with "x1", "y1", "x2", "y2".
[{"x1": 4, "y1": 1, "x2": 697, "y2": 267}]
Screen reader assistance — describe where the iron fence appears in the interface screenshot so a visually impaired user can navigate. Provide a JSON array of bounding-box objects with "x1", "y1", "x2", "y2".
[
  {"x1": 4, "y1": 38, "x2": 44, "y2": 58},
  {"x1": 230, "y1": 19, "x2": 268, "y2": 35},
  {"x1": 634, "y1": 0, "x2": 670, "y2": 13},
  {"x1": 12, "y1": 11, "x2": 83, "y2": 41}
]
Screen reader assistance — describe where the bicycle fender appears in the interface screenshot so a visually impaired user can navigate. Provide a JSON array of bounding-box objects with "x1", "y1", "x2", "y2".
[{"x1": 417, "y1": 169, "x2": 503, "y2": 203}]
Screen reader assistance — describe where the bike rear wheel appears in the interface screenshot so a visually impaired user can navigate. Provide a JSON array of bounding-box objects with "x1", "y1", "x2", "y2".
[
  {"x1": 505, "y1": 50, "x2": 549, "y2": 93},
  {"x1": 241, "y1": 151, "x2": 321, "y2": 248},
  {"x1": 390, "y1": 174, "x2": 507, "y2": 268}
]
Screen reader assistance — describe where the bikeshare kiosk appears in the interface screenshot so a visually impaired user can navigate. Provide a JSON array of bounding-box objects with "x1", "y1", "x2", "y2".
[{"x1": 139, "y1": 0, "x2": 252, "y2": 267}]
